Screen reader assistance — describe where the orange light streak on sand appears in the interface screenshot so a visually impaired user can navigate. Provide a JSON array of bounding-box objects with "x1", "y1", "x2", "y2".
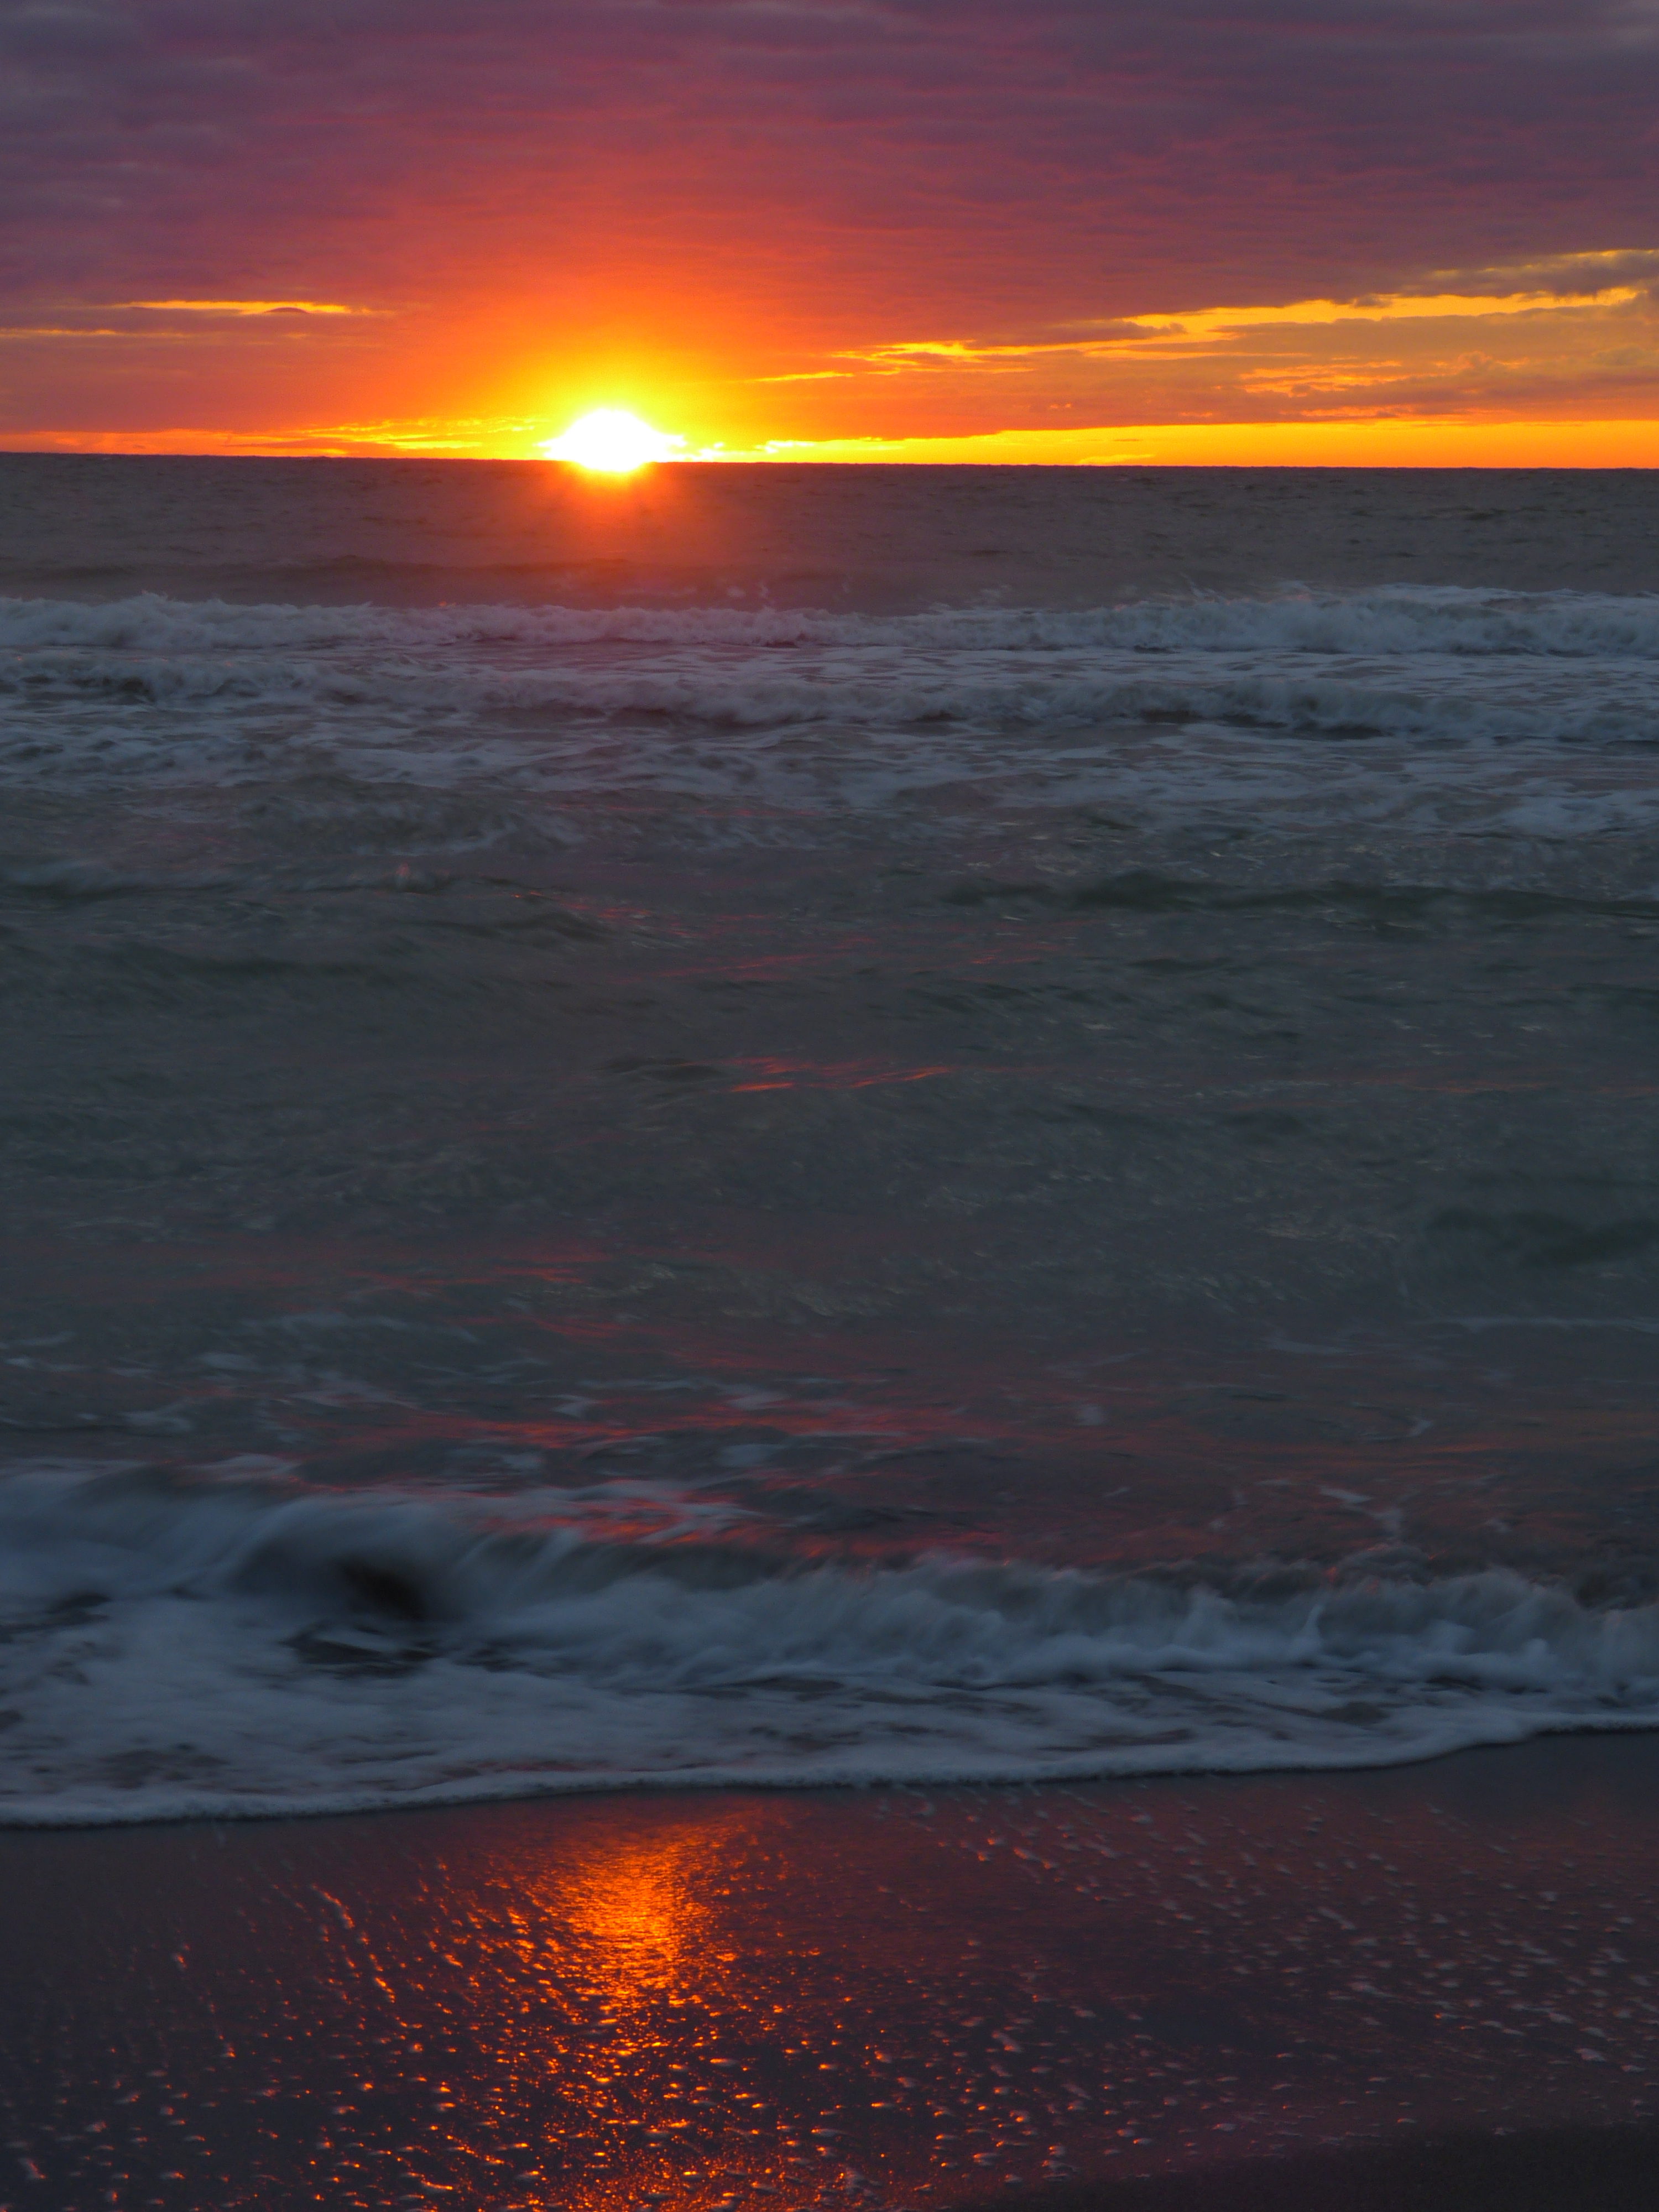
[
  {"x1": 114, "y1": 1750, "x2": 1659, "y2": 2210},
  {"x1": 554, "y1": 1821, "x2": 727, "y2": 2003},
  {"x1": 477, "y1": 1807, "x2": 779, "y2": 2210}
]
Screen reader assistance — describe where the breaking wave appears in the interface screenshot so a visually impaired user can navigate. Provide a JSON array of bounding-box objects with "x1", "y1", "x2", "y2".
[
  {"x1": 4, "y1": 588, "x2": 1659, "y2": 810},
  {"x1": 3, "y1": 1464, "x2": 1658, "y2": 1826},
  {"x1": 6, "y1": 583, "x2": 1659, "y2": 659}
]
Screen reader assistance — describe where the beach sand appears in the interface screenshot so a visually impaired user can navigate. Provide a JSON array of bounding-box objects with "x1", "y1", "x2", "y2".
[
  {"x1": 4, "y1": 1731, "x2": 1657, "y2": 2209},
  {"x1": 988, "y1": 2121, "x2": 1659, "y2": 2211}
]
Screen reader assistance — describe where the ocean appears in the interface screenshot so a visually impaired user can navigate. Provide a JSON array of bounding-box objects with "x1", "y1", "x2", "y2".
[{"x1": 4, "y1": 457, "x2": 1659, "y2": 1827}]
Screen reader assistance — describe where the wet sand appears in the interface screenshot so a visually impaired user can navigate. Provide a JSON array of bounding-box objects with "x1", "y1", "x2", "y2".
[
  {"x1": 3, "y1": 1732, "x2": 1658, "y2": 2209},
  {"x1": 984, "y1": 2121, "x2": 1659, "y2": 2210}
]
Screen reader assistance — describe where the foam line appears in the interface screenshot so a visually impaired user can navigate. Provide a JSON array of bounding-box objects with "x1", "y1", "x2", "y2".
[
  {"x1": 5, "y1": 585, "x2": 1659, "y2": 658},
  {"x1": 3, "y1": 1466, "x2": 1657, "y2": 1825}
]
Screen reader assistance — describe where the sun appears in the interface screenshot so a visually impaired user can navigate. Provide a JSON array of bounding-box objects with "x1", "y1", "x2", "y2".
[{"x1": 539, "y1": 408, "x2": 684, "y2": 472}]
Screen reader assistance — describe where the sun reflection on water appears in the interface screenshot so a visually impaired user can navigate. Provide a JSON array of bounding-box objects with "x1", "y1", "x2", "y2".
[{"x1": 11, "y1": 1765, "x2": 1659, "y2": 2210}]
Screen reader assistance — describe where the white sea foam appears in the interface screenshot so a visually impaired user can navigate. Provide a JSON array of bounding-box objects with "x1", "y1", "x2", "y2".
[
  {"x1": 4, "y1": 589, "x2": 1659, "y2": 836},
  {"x1": 5, "y1": 583, "x2": 1659, "y2": 659},
  {"x1": 6, "y1": 644, "x2": 1656, "y2": 743},
  {"x1": 2, "y1": 1464, "x2": 1656, "y2": 1826}
]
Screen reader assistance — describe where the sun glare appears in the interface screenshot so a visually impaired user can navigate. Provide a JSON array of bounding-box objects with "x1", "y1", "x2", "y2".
[{"x1": 539, "y1": 408, "x2": 684, "y2": 472}]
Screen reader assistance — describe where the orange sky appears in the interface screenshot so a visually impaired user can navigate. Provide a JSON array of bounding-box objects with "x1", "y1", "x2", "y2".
[{"x1": 3, "y1": 4, "x2": 1658, "y2": 463}]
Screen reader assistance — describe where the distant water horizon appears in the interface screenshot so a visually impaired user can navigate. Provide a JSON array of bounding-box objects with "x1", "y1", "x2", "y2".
[{"x1": 6, "y1": 456, "x2": 1659, "y2": 609}]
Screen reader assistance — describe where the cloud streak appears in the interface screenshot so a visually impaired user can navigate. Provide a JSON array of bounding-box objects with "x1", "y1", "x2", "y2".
[{"x1": 121, "y1": 300, "x2": 379, "y2": 316}]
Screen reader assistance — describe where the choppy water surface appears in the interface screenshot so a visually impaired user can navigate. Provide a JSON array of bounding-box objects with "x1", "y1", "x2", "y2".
[{"x1": 3, "y1": 459, "x2": 1659, "y2": 1822}]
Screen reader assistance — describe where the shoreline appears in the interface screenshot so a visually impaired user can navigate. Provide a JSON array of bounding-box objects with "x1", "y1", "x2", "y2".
[
  {"x1": 3, "y1": 1730, "x2": 1657, "y2": 2208},
  {"x1": 6, "y1": 1710, "x2": 1659, "y2": 1834}
]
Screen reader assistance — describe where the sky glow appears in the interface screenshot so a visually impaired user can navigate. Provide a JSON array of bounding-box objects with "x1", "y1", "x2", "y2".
[{"x1": 2, "y1": 2, "x2": 1657, "y2": 461}]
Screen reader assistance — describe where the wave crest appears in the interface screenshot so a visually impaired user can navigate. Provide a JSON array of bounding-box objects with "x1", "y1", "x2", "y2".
[
  {"x1": 6, "y1": 583, "x2": 1659, "y2": 659},
  {"x1": 3, "y1": 1466, "x2": 1657, "y2": 1825}
]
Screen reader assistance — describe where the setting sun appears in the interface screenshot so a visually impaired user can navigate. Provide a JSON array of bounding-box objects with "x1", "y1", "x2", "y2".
[{"x1": 539, "y1": 408, "x2": 684, "y2": 472}]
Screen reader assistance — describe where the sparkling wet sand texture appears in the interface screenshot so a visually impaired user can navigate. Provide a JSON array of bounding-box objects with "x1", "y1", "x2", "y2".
[{"x1": 4, "y1": 1733, "x2": 1659, "y2": 2209}]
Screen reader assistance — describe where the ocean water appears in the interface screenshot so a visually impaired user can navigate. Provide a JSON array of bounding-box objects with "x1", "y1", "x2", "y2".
[{"x1": 4, "y1": 457, "x2": 1659, "y2": 1824}]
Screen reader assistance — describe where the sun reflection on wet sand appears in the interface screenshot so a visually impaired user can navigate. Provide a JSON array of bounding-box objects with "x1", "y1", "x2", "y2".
[
  {"x1": 394, "y1": 1758, "x2": 1659, "y2": 2209},
  {"x1": 559, "y1": 1822, "x2": 713, "y2": 1996},
  {"x1": 6, "y1": 1743, "x2": 1659, "y2": 2208},
  {"x1": 469, "y1": 1807, "x2": 777, "y2": 2208}
]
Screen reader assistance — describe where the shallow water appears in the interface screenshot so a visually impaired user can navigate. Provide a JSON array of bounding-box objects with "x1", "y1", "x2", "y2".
[{"x1": 3, "y1": 460, "x2": 1659, "y2": 1822}]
